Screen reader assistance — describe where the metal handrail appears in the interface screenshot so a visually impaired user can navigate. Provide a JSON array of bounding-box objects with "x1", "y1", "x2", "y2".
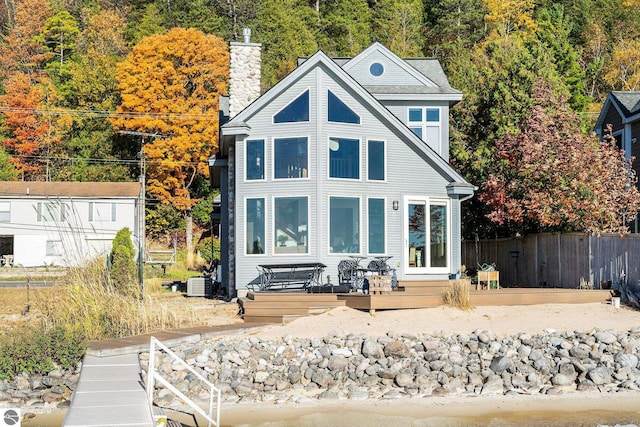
[{"x1": 147, "y1": 337, "x2": 221, "y2": 427}]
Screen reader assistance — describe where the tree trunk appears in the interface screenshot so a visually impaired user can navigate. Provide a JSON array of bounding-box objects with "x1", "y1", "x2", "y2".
[{"x1": 186, "y1": 211, "x2": 194, "y2": 268}]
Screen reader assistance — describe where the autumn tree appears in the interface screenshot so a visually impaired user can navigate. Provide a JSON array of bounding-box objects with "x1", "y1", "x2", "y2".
[
  {"x1": 0, "y1": 0, "x2": 53, "y2": 78},
  {"x1": 603, "y1": 38, "x2": 640, "y2": 91},
  {"x1": 0, "y1": 0, "x2": 60, "y2": 179},
  {"x1": 483, "y1": 0, "x2": 537, "y2": 38},
  {"x1": 481, "y1": 80, "x2": 640, "y2": 235},
  {"x1": 0, "y1": 73, "x2": 60, "y2": 179},
  {"x1": 111, "y1": 28, "x2": 229, "y2": 266},
  {"x1": 51, "y1": 8, "x2": 131, "y2": 182}
]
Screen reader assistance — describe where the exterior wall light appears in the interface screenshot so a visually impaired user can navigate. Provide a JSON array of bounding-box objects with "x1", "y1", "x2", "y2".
[{"x1": 393, "y1": 200, "x2": 399, "y2": 210}]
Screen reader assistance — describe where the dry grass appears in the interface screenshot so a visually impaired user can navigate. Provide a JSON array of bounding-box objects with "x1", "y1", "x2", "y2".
[
  {"x1": 443, "y1": 279, "x2": 474, "y2": 311},
  {"x1": 7, "y1": 260, "x2": 241, "y2": 341}
]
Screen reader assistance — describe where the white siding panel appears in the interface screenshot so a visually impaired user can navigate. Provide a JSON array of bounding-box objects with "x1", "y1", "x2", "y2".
[{"x1": 0, "y1": 197, "x2": 138, "y2": 267}]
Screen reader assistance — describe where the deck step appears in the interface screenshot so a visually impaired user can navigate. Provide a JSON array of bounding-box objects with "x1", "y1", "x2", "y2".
[
  {"x1": 242, "y1": 314, "x2": 309, "y2": 324},
  {"x1": 397, "y1": 280, "x2": 450, "y2": 294},
  {"x1": 241, "y1": 291, "x2": 346, "y2": 323}
]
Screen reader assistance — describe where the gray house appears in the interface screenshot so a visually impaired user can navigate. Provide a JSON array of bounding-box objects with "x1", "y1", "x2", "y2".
[
  {"x1": 594, "y1": 91, "x2": 640, "y2": 233},
  {"x1": 210, "y1": 37, "x2": 474, "y2": 297}
]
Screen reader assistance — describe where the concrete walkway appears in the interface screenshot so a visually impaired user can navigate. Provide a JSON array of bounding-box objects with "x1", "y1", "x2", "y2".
[
  {"x1": 63, "y1": 322, "x2": 262, "y2": 427},
  {"x1": 63, "y1": 353, "x2": 154, "y2": 427}
]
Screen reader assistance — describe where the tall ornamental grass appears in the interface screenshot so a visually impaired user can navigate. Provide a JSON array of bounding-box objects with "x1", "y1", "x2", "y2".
[
  {"x1": 443, "y1": 279, "x2": 474, "y2": 311},
  {"x1": 36, "y1": 258, "x2": 196, "y2": 341}
]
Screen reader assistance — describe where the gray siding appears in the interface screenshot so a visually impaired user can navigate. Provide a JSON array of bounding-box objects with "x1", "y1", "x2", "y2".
[
  {"x1": 233, "y1": 66, "x2": 459, "y2": 289},
  {"x1": 344, "y1": 50, "x2": 426, "y2": 87}
]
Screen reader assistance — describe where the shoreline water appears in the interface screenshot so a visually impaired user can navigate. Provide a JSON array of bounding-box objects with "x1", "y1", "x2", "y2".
[
  {"x1": 23, "y1": 391, "x2": 640, "y2": 426},
  {"x1": 179, "y1": 392, "x2": 640, "y2": 426}
]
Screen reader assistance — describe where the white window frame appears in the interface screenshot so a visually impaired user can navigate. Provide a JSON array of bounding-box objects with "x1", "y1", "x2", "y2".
[
  {"x1": 407, "y1": 107, "x2": 441, "y2": 154},
  {"x1": 366, "y1": 139, "x2": 386, "y2": 182},
  {"x1": 272, "y1": 195, "x2": 309, "y2": 256},
  {"x1": 328, "y1": 195, "x2": 362, "y2": 255},
  {"x1": 245, "y1": 196, "x2": 266, "y2": 256},
  {"x1": 327, "y1": 136, "x2": 362, "y2": 181},
  {"x1": 244, "y1": 138, "x2": 266, "y2": 182},
  {"x1": 37, "y1": 201, "x2": 69, "y2": 223},
  {"x1": 272, "y1": 135, "x2": 310, "y2": 181},
  {"x1": 327, "y1": 89, "x2": 361, "y2": 125},
  {"x1": 368, "y1": 61, "x2": 386, "y2": 79},
  {"x1": 403, "y1": 196, "x2": 451, "y2": 274},
  {"x1": 89, "y1": 202, "x2": 116, "y2": 222},
  {"x1": 272, "y1": 87, "x2": 311, "y2": 125},
  {"x1": 46, "y1": 240, "x2": 63, "y2": 256},
  {"x1": 0, "y1": 202, "x2": 10, "y2": 222}
]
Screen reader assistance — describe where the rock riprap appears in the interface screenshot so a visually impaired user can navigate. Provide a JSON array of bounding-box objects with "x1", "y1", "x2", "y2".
[{"x1": 140, "y1": 328, "x2": 640, "y2": 408}]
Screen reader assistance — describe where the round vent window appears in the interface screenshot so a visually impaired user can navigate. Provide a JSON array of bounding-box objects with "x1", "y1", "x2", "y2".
[{"x1": 369, "y1": 62, "x2": 384, "y2": 77}]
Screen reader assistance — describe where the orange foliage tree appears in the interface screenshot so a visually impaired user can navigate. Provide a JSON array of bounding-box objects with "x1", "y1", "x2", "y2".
[
  {"x1": 0, "y1": 0, "x2": 58, "y2": 180},
  {"x1": 111, "y1": 27, "x2": 229, "y2": 263}
]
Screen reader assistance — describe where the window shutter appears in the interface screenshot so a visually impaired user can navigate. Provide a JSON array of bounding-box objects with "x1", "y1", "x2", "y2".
[
  {"x1": 37, "y1": 202, "x2": 42, "y2": 222},
  {"x1": 89, "y1": 202, "x2": 93, "y2": 221},
  {"x1": 111, "y1": 203, "x2": 117, "y2": 221}
]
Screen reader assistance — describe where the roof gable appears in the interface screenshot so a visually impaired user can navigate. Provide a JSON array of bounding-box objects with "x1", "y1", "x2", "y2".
[
  {"x1": 342, "y1": 42, "x2": 437, "y2": 88},
  {"x1": 595, "y1": 91, "x2": 640, "y2": 133},
  {"x1": 223, "y1": 45, "x2": 470, "y2": 187},
  {"x1": 611, "y1": 91, "x2": 640, "y2": 117}
]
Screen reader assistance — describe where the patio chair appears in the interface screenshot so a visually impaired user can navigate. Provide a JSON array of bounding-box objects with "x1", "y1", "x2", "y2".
[{"x1": 337, "y1": 259, "x2": 356, "y2": 288}]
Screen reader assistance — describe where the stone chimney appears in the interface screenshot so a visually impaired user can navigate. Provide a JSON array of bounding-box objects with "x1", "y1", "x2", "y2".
[{"x1": 229, "y1": 28, "x2": 261, "y2": 118}]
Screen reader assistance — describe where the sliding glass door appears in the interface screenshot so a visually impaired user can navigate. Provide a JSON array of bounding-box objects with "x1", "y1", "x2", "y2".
[{"x1": 405, "y1": 198, "x2": 450, "y2": 273}]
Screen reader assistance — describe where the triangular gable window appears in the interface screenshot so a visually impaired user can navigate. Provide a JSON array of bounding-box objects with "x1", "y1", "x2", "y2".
[
  {"x1": 274, "y1": 90, "x2": 309, "y2": 123},
  {"x1": 328, "y1": 90, "x2": 360, "y2": 124}
]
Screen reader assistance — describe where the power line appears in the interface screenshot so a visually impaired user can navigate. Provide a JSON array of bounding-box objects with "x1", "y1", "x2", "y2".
[
  {"x1": 8, "y1": 153, "x2": 207, "y2": 167},
  {"x1": 0, "y1": 106, "x2": 218, "y2": 121}
]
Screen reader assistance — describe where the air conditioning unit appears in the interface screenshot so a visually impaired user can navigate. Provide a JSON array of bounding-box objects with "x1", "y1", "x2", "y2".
[{"x1": 186, "y1": 277, "x2": 212, "y2": 297}]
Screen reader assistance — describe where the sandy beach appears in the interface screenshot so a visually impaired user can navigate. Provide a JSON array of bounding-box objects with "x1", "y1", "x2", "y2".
[{"x1": 231, "y1": 301, "x2": 640, "y2": 339}]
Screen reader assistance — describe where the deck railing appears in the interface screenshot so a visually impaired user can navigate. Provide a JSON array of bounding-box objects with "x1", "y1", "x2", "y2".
[{"x1": 147, "y1": 337, "x2": 221, "y2": 427}]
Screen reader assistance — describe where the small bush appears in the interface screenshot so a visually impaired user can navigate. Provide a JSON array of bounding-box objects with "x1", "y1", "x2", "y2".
[
  {"x1": 196, "y1": 237, "x2": 220, "y2": 265},
  {"x1": 443, "y1": 279, "x2": 474, "y2": 311},
  {"x1": 109, "y1": 227, "x2": 138, "y2": 297},
  {"x1": 0, "y1": 326, "x2": 85, "y2": 380}
]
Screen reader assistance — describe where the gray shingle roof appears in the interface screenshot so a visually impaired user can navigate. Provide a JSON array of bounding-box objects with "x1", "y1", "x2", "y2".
[
  {"x1": 611, "y1": 91, "x2": 640, "y2": 117},
  {"x1": 299, "y1": 56, "x2": 459, "y2": 94}
]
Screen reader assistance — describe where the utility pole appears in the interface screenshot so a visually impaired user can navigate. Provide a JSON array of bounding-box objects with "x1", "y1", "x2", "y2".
[{"x1": 119, "y1": 131, "x2": 165, "y2": 298}]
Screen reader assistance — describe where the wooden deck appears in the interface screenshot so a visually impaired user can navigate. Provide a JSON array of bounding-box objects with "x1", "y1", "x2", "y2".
[{"x1": 239, "y1": 280, "x2": 612, "y2": 323}]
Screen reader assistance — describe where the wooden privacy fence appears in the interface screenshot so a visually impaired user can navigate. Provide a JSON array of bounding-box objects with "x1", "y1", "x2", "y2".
[{"x1": 462, "y1": 233, "x2": 640, "y2": 289}]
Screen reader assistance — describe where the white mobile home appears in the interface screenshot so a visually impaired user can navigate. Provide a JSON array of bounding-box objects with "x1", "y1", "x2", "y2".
[{"x1": 0, "y1": 181, "x2": 141, "y2": 267}]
